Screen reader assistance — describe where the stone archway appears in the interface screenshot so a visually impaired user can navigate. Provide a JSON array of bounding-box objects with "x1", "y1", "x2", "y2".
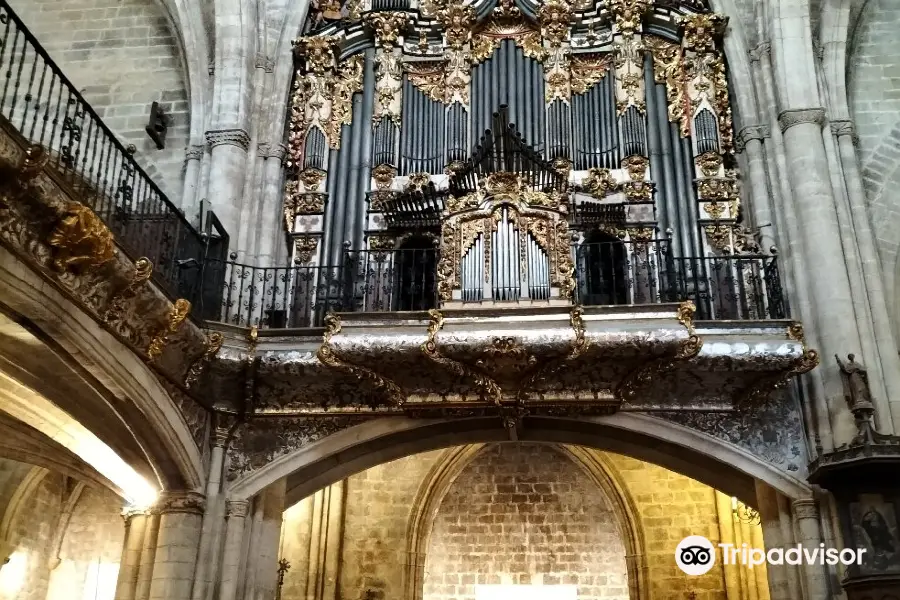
[{"x1": 404, "y1": 444, "x2": 649, "y2": 600}]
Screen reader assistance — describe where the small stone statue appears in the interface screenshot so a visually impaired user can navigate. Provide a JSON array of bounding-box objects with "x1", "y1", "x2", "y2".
[{"x1": 835, "y1": 353, "x2": 873, "y2": 411}]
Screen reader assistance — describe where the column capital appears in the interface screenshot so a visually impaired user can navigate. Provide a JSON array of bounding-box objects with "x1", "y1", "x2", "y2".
[
  {"x1": 155, "y1": 490, "x2": 206, "y2": 515},
  {"x1": 258, "y1": 142, "x2": 288, "y2": 162},
  {"x1": 735, "y1": 124, "x2": 771, "y2": 152},
  {"x1": 206, "y1": 129, "x2": 251, "y2": 152},
  {"x1": 226, "y1": 499, "x2": 251, "y2": 518},
  {"x1": 121, "y1": 505, "x2": 152, "y2": 521},
  {"x1": 778, "y1": 108, "x2": 826, "y2": 133},
  {"x1": 184, "y1": 144, "x2": 205, "y2": 161},
  {"x1": 749, "y1": 41, "x2": 771, "y2": 63},
  {"x1": 830, "y1": 119, "x2": 860, "y2": 146},
  {"x1": 791, "y1": 498, "x2": 820, "y2": 520}
]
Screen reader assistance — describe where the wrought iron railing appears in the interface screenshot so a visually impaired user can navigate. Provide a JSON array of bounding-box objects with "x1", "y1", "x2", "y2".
[
  {"x1": 198, "y1": 241, "x2": 784, "y2": 330},
  {"x1": 574, "y1": 239, "x2": 787, "y2": 320},
  {"x1": 0, "y1": 0, "x2": 219, "y2": 298}
]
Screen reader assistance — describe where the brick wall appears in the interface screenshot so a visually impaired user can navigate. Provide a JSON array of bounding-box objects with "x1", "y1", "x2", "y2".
[
  {"x1": 847, "y1": 0, "x2": 900, "y2": 324},
  {"x1": 423, "y1": 444, "x2": 629, "y2": 600},
  {"x1": 6, "y1": 0, "x2": 191, "y2": 201}
]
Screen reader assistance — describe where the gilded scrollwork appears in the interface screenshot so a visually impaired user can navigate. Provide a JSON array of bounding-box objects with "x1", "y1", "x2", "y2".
[
  {"x1": 621, "y1": 154, "x2": 649, "y2": 180},
  {"x1": 538, "y1": 0, "x2": 573, "y2": 48},
  {"x1": 644, "y1": 35, "x2": 689, "y2": 136},
  {"x1": 704, "y1": 224, "x2": 731, "y2": 251},
  {"x1": 678, "y1": 13, "x2": 728, "y2": 54},
  {"x1": 603, "y1": 0, "x2": 654, "y2": 38},
  {"x1": 364, "y1": 12, "x2": 410, "y2": 47},
  {"x1": 438, "y1": 3, "x2": 475, "y2": 49},
  {"x1": 293, "y1": 237, "x2": 320, "y2": 264},
  {"x1": 407, "y1": 172, "x2": 431, "y2": 191},
  {"x1": 147, "y1": 299, "x2": 191, "y2": 362},
  {"x1": 405, "y1": 61, "x2": 446, "y2": 102},
  {"x1": 372, "y1": 164, "x2": 397, "y2": 190},
  {"x1": 104, "y1": 257, "x2": 153, "y2": 324},
  {"x1": 421, "y1": 309, "x2": 503, "y2": 405},
  {"x1": 47, "y1": 201, "x2": 117, "y2": 273},
  {"x1": 317, "y1": 314, "x2": 406, "y2": 406},
  {"x1": 696, "y1": 151, "x2": 723, "y2": 177},
  {"x1": 582, "y1": 168, "x2": 619, "y2": 196}
]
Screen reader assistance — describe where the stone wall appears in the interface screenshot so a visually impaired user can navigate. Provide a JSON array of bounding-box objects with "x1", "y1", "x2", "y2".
[
  {"x1": 424, "y1": 444, "x2": 629, "y2": 600},
  {"x1": 847, "y1": 0, "x2": 900, "y2": 328},
  {"x1": 6, "y1": 0, "x2": 191, "y2": 201}
]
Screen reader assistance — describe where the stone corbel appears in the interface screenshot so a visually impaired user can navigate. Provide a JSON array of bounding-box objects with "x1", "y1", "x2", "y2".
[
  {"x1": 185, "y1": 331, "x2": 225, "y2": 389},
  {"x1": 738, "y1": 323, "x2": 820, "y2": 408},
  {"x1": 147, "y1": 298, "x2": 192, "y2": 362}
]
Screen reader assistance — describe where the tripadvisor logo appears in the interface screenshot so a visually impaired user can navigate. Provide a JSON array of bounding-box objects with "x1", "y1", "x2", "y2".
[{"x1": 675, "y1": 536, "x2": 867, "y2": 575}]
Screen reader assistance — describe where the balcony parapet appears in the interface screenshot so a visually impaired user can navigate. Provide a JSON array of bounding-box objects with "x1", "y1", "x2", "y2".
[{"x1": 206, "y1": 302, "x2": 818, "y2": 418}]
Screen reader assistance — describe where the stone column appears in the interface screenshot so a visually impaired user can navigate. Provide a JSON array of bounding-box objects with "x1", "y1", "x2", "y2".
[
  {"x1": 736, "y1": 125, "x2": 777, "y2": 252},
  {"x1": 243, "y1": 481, "x2": 286, "y2": 600},
  {"x1": 182, "y1": 145, "x2": 205, "y2": 219},
  {"x1": 791, "y1": 499, "x2": 830, "y2": 600},
  {"x1": 831, "y1": 119, "x2": 900, "y2": 433},
  {"x1": 778, "y1": 107, "x2": 858, "y2": 447},
  {"x1": 218, "y1": 499, "x2": 251, "y2": 600},
  {"x1": 205, "y1": 129, "x2": 252, "y2": 251},
  {"x1": 115, "y1": 509, "x2": 150, "y2": 600},
  {"x1": 254, "y1": 143, "x2": 288, "y2": 266},
  {"x1": 191, "y1": 435, "x2": 228, "y2": 600},
  {"x1": 134, "y1": 512, "x2": 161, "y2": 600},
  {"x1": 756, "y1": 484, "x2": 790, "y2": 600},
  {"x1": 148, "y1": 491, "x2": 206, "y2": 600}
]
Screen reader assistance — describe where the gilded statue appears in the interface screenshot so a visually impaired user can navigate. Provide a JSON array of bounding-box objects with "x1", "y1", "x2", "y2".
[{"x1": 835, "y1": 353, "x2": 873, "y2": 411}]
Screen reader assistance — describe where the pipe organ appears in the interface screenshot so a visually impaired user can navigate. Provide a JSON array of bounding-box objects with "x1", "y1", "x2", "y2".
[{"x1": 283, "y1": 0, "x2": 766, "y2": 310}]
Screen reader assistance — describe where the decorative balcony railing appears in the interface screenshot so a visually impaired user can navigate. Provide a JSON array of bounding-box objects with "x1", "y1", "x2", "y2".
[
  {"x1": 197, "y1": 241, "x2": 786, "y2": 329},
  {"x1": 0, "y1": 0, "x2": 220, "y2": 299}
]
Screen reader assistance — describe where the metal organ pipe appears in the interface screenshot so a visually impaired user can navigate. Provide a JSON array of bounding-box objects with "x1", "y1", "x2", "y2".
[
  {"x1": 399, "y1": 79, "x2": 445, "y2": 174},
  {"x1": 349, "y1": 49, "x2": 376, "y2": 251},
  {"x1": 652, "y1": 66, "x2": 681, "y2": 257},
  {"x1": 644, "y1": 55, "x2": 669, "y2": 236},
  {"x1": 303, "y1": 127, "x2": 327, "y2": 170}
]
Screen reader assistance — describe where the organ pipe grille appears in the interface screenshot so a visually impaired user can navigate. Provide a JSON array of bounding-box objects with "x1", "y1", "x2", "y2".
[
  {"x1": 572, "y1": 75, "x2": 619, "y2": 169},
  {"x1": 547, "y1": 100, "x2": 571, "y2": 161},
  {"x1": 303, "y1": 127, "x2": 328, "y2": 170},
  {"x1": 373, "y1": 119, "x2": 398, "y2": 166},
  {"x1": 620, "y1": 105, "x2": 647, "y2": 158},
  {"x1": 693, "y1": 108, "x2": 719, "y2": 155},
  {"x1": 446, "y1": 103, "x2": 469, "y2": 164}
]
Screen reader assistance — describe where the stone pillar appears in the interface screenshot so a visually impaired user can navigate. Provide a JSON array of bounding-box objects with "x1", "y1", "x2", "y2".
[
  {"x1": 255, "y1": 143, "x2": 288, "y2": 266},
  {"x1": 756, "y1": 484, "x2": 790, "y2": 600},
  {"x1": 243, "y1": 481, "x2": 286, "y2": 600},
  {"x1": 191, "y1": 436, "x2": 228, "y2": 600},
  {"x1": 205, "y1": 129, "x2": 252, "y2": 250},
  {"x1": 778, "y1": 108, "x2": 858, "y2": 447},
  {"x1": 218, "y1": 499, "x2": 251, "y2": 600},
  {"x1": 148, "y1": 491, "x2": 205, "y2": 600},
  {"x1": 115, "y1": 509, "x2": 150, "y2": 600},
  {"x1": 791, "y1": 499, "x2": 830, "y2": 600},
  {"x1": 182, "y1": 145, "x2": 205, "y2": 220},
  {"x1": 736, "y1": 125, "x2": 777, "y2": 253},
  {"x1": 134, "y1": 512, "x2": 161, "y2": 600},
  {"x1": 831, "y1": 119, "x2": 900, "y2": 433}
]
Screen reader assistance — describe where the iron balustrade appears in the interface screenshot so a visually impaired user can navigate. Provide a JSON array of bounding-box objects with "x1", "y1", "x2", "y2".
[
  {"x1": 0, "y1": 1, "x2": 218, "y2": 299},
  {"x1": 574, "y1": 239, "x2": 787, "y2": 320}
]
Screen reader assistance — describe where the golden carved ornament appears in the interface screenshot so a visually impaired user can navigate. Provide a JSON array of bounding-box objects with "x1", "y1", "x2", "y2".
[
  {"x1": 372, "y1": 164, "x2": 397, "y2": 191},
  {"x1": 621, "y1": 154, "x2": 649, "y2": 180},
  {"x1": 696, "y1": 152, "x2": 723, "y2": 177},
  {"x1": 552, "y1": 157, "x2": 573, "y2": 180},
  {"x1": 147, "y1": 299, "x2": 191, "y2": 362},
  {"x1": 704, "y1": 224, "x2": 731, "y2": 251},
  {"x1": 299, "y1": 169, "x2": 326, "y2": 191},
  {"x1": 697, "y1": 177, "x2": 737, "y2": 202},
  {"x1": 407, "y1": 172, "x2": 431, "y2": 191},
  {"x1": 644, "y1": 35, "x2": 689, "y2": 137},
  {"x1": 368, "y1": 235, "x2": 397, "y2": 252},
  {"x1": 628, "y1": 227, "x2": 654, "y2": 242},
  {"x1": 603, "y1": 0, "x2": 653, "y2": 37},
  {"x1": 445, "y1": 160, "x2": 465, "y2": 176},
  {"x1": 523, "y1": 189, "x2": 560, "y2": 209},
  {"x1": 48, "y1": 201, "x2": 117, "y2": 273},
  {"x1": 324, "y1": 55, "x2": 365, "y2": 148},
  {"x1": 583, "y1": 168, "x2": 619, "y2": 196},
  {"x1": 539, "y1": 0, "x2": 573, "y2": 47},
  {"x1": 104, "y1": 257, "x2": 153, "y2": 323},
  {"x1": 616, "y1": 73, "x2": 645, "y2": 115},
  {"x1": 484, "y1": 172, "x2": 521, "y2": 197},
  {"x1": 570, "y1": 54, "x2": 612, "y2": 95},
  {"x1": 675, "y1": 300, "x2": 702, "y2": 359},
  {"x1": 678, "y1": 13, "x2": 728, "y2": 54},
  {"x1": 184, "y1": 331, "x2": 225, "y2": 390},
  {"x1": 710, "y1": 56, "x2": 734, "y2": 154},
  {"x1": 18, "y1": 145, "x2": 50, "y2": 182},
  {"x1": 554, "y1": 219, "x2": 576, "y2": 298},
  {"x1": 296, "y1": 193, "x2": 326, "y2": 214},
  {"x1": 364, "y1": 12, "x2": 410, "y2": 47},
  {"x1": 293, "y1": 36, "x2": 339, "y2": 75},
  {"x1": 621, "y1": 180, "x2": 653, "y2": 202},
  {"x1": 405, "y1": 61, "x2": 446, "y2": 103},
  {"x1": 437, "y1": 220, "x2": 459, "y2": 301},
  {"x1": 471, "y1": 36, "x2": 502, "y2": 64},
  {"x1": 294, "y1": 237, "x2": 320, "y2": 264},
  {"x1": 445, "y1": 49, "x2": 472, "y2": 105},
  {"x1": 438, "y1": 3, "x2": 475, "y2": 49},
  {"x1": 318, "y1": 314, "x2": 405, "y2": 406},
  {"x1": 446, "y1": 192, "x2": 480, "y2": 213},
  {"x1": 477, "y1": 337, "x2": 538, "y2": 373},
  {"x1": 421, "y1": 309, "x2": 503, "y2": 405},
  {"x1": 702, "y1": 201, "x2": 726, "y2": 220}
]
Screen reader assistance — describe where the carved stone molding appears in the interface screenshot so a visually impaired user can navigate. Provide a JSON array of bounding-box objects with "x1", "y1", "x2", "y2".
[
  {"x1": 155, "y1": 491, "x2": 206, "y2": 515},
  {"x1": 205, "y1": 129, "x2": 252, "y2": 151},
  {"x1": 255, "y1": 53, "x2": 275, "y2": 73},
  {"x1": 830, "y1": 119, "x2": 856, "y2": 138},
  {"x1": 184, "y1": 144, "x2": 205, "y2": 162},
  {"x1": 778, "y1": 108, "x2": 826, "y2": 133},
  {"x1": 226, "y1": 499, "x2": 250, "y2": 518},
  {"x1": 791, "y1": 498, "x2": 820, "y2": 520},
  {"x1": 748, "y1": 41, "x2": 771, "y2": 63},
  {"x1": 735, "y1": 125, "x2": 771, "y2": 151}
]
